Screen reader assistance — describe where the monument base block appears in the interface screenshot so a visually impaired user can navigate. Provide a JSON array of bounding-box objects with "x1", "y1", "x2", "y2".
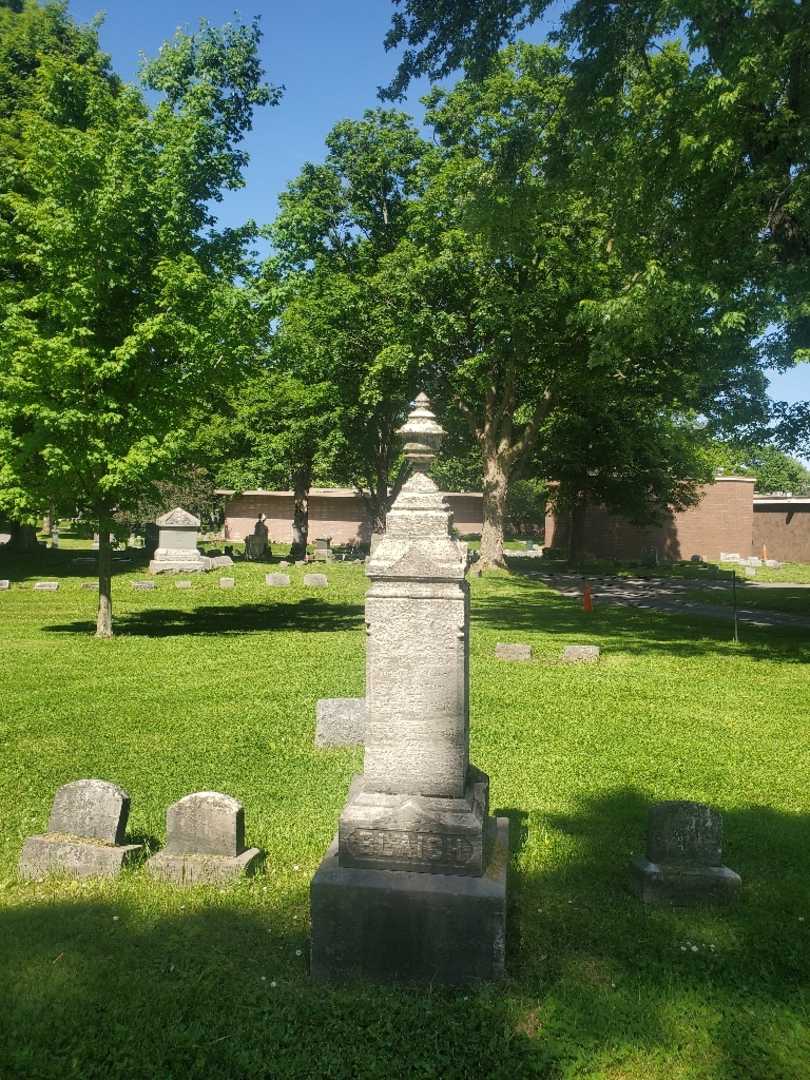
[
  {"x1": 145, "y1": 847, "x2": 263, "y2": 885},
  {"x1": 629, "y1": 855, "x2": 741, "y2": 905},
  {"x1": 311, "y1": 817, "x2": 508, "y2": 985},
  {"x1": 19, "y1": 835, "x2": 143, "y2": 880}
]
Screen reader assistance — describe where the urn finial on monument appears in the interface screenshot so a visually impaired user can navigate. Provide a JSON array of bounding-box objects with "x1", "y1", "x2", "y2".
[{"x1": 396, "y1": 392, "x2": 446, "y2": 473}]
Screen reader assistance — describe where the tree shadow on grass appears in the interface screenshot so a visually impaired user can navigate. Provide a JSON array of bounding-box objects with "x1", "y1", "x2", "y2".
[
  {"x1": 473, "y1": 574, "x2": 810, "y2": 662},
  {"x1": 2, "y1": 790, "x2": 807, "y2": 1078},
  {"x1": 43, "y1": 599, "x2": 365, "y2": 638}
]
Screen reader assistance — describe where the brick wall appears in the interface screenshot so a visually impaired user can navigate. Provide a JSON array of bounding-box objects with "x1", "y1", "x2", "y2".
[
  {"x1": 753, "y1": 501, "x2": 810, "y2": 562},
  {"x1": 544, "y1": 479, "x2": 756, "y2": 562},
  {"x1": 223, "y1": 490, "x2": 483, "y2": 545}
]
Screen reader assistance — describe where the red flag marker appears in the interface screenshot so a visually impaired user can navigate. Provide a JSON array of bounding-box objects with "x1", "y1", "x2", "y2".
[{"x1": 583, "y1": 584, "x2": 593, "y2": 613}]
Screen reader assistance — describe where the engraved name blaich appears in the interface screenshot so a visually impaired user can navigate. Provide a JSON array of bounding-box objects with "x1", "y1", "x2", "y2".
[{"x1": 346, "y1": 829, "x2": 473, "y2": 864}]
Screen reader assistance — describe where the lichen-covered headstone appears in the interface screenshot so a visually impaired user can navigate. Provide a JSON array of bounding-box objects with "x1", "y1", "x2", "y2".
[
  {"x1": 0, "y1": 580, "x2": 10, "y2": 590},
  {"x1": 19, "y1": 780, "x2": 142, "y2": 880},
  {"x1": 303, "y1": 573, "x2": 328, "y2": 588},
  {"x1": 132, "y1": 581, "x2": 156, "y2": 591},
  {"x1": 266, "y1": 573, "x2": 290, "y2": 587},
  {"x1": 629, "y1": 800, "x2": 741, "y2": 905},
  {"x1": 33, "y1": 581, "x2": 59, "y2": 591},
  {"x1": 496, "y1": 643, "x2": 532, "y2": 661},
  {"x1": 219, "y1": 577, "x2": 235, "y2": 589},
  {"x1": 562, "y1": 645, "x2": 600, "y2": 663},
  {"x1": 146, "y1": 792, "x2": 262, "y2": 885}
]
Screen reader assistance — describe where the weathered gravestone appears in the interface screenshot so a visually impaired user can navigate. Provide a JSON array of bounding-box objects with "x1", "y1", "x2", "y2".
[
  {"x1": 33, "y1": 581, "x2": 59, "y2": 591},
  {"x1": 278, "y1": 560, "x2": 290, "y2": 568},
  {"x1": 148, "y1": 508, "x2": 211, "y2": 574},
  {"x1": 266, "y1": 573, "x2": 290, "y2": 587},
  {"x1": 315, "y1": 698, "x2": 368, "y2": 748},
  {"x1": 219, "y1": 577, "x2": 235, "y2": 589},
  {"x1": 314, "y1": 537, "x2": 332, "y2": 562},
  {"x1": 211, "y1": 555, "x2": 234, "y2": 568},
  {"x1": 175, "y1": 580, "x2": 192, "y2": 589},
  {"x1": 310, "y1": 394, "x2": 508, "y2": 985},
  {"x1": 0, "y1": 580, "x2": 9, "y2": 590},
  {"x1": 496, "y1": 643, "x2": 532, "y2": 661},
  {"x1": 744, "y1": 566, "x2": 757, "y2": 579},
  {"x1": 132, "y1": 580, "x2": 156, "y2": 591},
  {"x1": 303, "y1": 573, "x2": 328, "y2": 588},
  {"x1": 81, "y1": 582, "x2": 98, "y2": 590},
  {"x1": 562, "y1": 645, "x2": 600, "y2": 663},
  {"x1": 629, "y1": 801, "x2": 741, "y2": 905},
  {"x1": 19, "y1": 780, "x2": 142, "y2": 880},
  {"x1": 146, "y1": 792, "x2": 262, "y2": 885}
]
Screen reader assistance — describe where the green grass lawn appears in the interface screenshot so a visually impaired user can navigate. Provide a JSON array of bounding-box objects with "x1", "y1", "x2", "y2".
[
  {"x1": 1, "y1": 546, "x2": 809, "y2": 1079},
  {"x1": 683, "y1": 583, "x2": 810, "y2": 617}
]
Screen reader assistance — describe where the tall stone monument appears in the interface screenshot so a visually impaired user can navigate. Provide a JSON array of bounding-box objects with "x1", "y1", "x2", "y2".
[
  {"x1": 148, "y1": 508, "x2": 211, "y2": 574},
  {"x1": 310, "y1": 393, "x2": 508, "y2": 984}
]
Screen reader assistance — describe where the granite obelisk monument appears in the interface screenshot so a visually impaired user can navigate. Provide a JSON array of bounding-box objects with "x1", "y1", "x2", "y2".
[{"x1": 310, "y1": 393, "x2": 508, "y2": 984}]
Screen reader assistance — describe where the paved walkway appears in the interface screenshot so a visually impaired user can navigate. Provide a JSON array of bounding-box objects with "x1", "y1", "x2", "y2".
[{"x1": 537, "y1": 574, "x2": 810, "y2": 631}]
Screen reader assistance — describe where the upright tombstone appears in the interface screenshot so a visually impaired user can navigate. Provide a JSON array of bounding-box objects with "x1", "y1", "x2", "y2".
[
  {"x1": 629, "y1": 800, "x2": 741, "y2": 905},
  {"x1": 314, "y1": 537, "x2": 332, "y2": 562},
  {"x1": 310, "y1": 394, "x2": 508, "y2": 985},
  {"x1": 19, "y1": 779, "x2": 142, "y2": 880},
  {"x1": 146, "y1": 792, "x2": 262, "y2": 885},
  {"x1": 148, "y1": 508, "x2": 211, "y2": 574}
]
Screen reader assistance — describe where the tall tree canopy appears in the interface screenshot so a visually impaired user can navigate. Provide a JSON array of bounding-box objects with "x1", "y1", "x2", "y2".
[
  {"x1": 0, "y1": 3, "x2": 278, "y2": 635},
  {"x1": 394, "y1": 45, "x2": 765, "y2": 565},
  {"x1": 382, "y1": 0, "x2": 810, "y2": 447}
]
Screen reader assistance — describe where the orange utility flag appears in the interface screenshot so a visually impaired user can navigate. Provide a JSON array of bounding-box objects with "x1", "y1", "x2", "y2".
[
  {"x1": 762, "y1": 544, "x2": 768, "y2": 561},
  {"x1": 583, "y1": 584, "x2": 593, "y2": 613}
]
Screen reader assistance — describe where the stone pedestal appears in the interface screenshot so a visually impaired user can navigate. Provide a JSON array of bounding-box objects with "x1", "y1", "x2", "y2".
[
  {"x1": 629, "y1": 801, "x2": 741, "y2": 905},
  {"x1": 148, "y1": 508, "x2": 211, "y2": 573},
  {"x1": 311, "y1": 394, "x2": 506, "y2": 984}
]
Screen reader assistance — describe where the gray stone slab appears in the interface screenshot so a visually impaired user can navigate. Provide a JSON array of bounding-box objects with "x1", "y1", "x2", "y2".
[
  {"x1": 629, "y1": 855, "x2": 741, "y2": 905},
  {"x1": 311, "y1": 817, "x2": 508, "y2": 984},
  {"x1": 562, "y1": 645, "x2": 600, "y2": 663},
  {"x1": 315, "y1": 698, "x2": 367, "y2": 747},
  {"x1": 210, "y1": 555, "x2": 234, "y2": 567},
  {"x1": 80, "y1": 582, "x2": 98, "y2": 590},
  {"x1": 0, "y1": 580, "x2": 9, "y2": 590},
  {"x1": 266, "y1": 573, "x2": 290, "y2": 587},
  {"x1": 132, "y1": 581, "x2": 156, "y2": 591},
  {"x1": 145, "y1": 847, "x2": 263, "y2": 885},
  {"x1": 164, "y1": 792, "x2": 245, "y2": 857},
  {"x1": 33, "y1": 581, "x2": 59, "y2": 591},
  {"x1": 219, "y1": 577, "x2": 235, "y2": 589},
  {"x1": 48, "y1": 779, "x2": 131, "y2": 844},
  {"x1": 175, "y1": 580, "x2": 192, "y2": 589},
  {"x1": 765, "y1": 559, "x2": 783, "y2": 569},
  {"x1": 304, "y1": 573, "x2": 328, "y2": 587},
  {"x1": 744, "y1": 566, "x2": 757, "y2": 578},
  {"x1": 495, "y1": 642, "x2": 532, "y2": 661},
  {"x1": 18, "y1": 835, "x2": 142, "y2": 880}
]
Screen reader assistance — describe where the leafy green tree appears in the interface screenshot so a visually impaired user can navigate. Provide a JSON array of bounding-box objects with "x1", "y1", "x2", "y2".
[
  {"x1": 198, "y1": 370, "x2": 342, "y2": 557},
  {"x1": 382, "y1": 0, "x2": 810, "y2": 445},
  {"x1": 0, "y1": 6, "x2": 278, "y2": 635},
  {"x1": 709, "y1": 442, "x2": 810, "y2": 497},
  {"x1": 268, "y1": 109, "x2": 428, "y2": 532},
  {"x1": 395, "y1": 45, "x2": 765, "y2": 566}
]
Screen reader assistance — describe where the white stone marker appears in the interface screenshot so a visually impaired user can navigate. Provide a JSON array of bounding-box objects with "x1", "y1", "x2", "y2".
[
  {"x1": 34, "y1": 581, "x2": 59, "y2": 591},
  {"x1": 148, "y1": 507, "x2": 211, "y2": 574},
  {"x1": 311, "y1": 393, "x2": 507, "y2": 985}
]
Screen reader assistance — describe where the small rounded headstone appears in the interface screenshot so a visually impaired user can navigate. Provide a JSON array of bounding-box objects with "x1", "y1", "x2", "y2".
[
  {"x1": 495, "y1": 642, "x2": 532, "y2": 661},
  {"x1": 562, "y1": 645, "x2": 600, "y2": 663},
  {"x1": 164, "y1": 791, "x2": 245, "y2": 857},
  {"x1": 304, "y1": 573, "x2": 328, "y2": 588},
  {"x1": 219, "y1": 577, "x2": 235, "y2": 588},
  {"x1": 48, "y1": 779, "x2": 131, "y2": 845}
]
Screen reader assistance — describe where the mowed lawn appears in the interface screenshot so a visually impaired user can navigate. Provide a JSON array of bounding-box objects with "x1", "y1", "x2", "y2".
[{"x1": 0, "y1": 548, "x2": 809, "y2": 1079}]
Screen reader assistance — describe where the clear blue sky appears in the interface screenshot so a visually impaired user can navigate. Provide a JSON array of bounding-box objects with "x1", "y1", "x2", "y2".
[{"x1": 67, "y1": 1, "x2": 807, "y2": 419}]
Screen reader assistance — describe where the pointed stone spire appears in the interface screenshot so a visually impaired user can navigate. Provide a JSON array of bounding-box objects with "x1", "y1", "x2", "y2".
[{"x1": 396, "y1": 392, "x2": 446, "y2": 473}]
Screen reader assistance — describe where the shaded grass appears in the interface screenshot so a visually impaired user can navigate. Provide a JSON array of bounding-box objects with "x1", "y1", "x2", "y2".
[{"x1": 0, "y1": 548, "x2": 808, "y2": 1079}]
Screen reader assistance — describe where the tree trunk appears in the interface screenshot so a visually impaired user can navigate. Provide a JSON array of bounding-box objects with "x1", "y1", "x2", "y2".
[
  {"x1": 96, "y1": 527, "x2": 113, "y2": 639},
  {"x1": 479, "y1": 454, "x2": 510, "y2": 569},
  {"x1": 289, "y1": 467, "x2": 311, "y2": 560},
  {"x1": 42, "y1": 509, "x2": 53, "y2": 537},
  {"x1": 8, "y1": 522, "x2": 38, "y2": 552}
]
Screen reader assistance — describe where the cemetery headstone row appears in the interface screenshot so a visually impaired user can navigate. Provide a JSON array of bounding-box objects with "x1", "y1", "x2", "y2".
[{"x1": 19, "y1": 782, "x2": 261, "y2": 886}]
